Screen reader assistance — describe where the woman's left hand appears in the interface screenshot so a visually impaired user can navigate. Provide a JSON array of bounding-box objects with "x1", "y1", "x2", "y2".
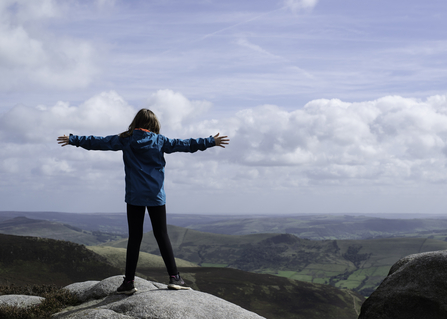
[{"x1": 57, "y1": 135, "x2": 70, "y2": 147}]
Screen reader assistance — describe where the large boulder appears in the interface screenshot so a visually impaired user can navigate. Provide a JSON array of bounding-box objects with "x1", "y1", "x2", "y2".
[
  {"x1": 54, "y1": 276, "x2": 265, "y2": 319},
  {"x1": 358, "y1": 251, "x2": 447, "y2": 319}
]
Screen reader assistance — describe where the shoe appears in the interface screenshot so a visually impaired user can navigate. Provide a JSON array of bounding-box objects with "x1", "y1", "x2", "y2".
[
  {"x1": 168, "y1": 273, "x2": 191, "y2": 290},
  {"x1": 117, "y1": 277, "x2": 137, "y2": 295}
]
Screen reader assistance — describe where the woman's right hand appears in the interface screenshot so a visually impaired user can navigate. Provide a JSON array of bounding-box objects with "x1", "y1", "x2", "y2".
[{"x1": 213, "y1": 133, "x2": 230, "y2": 148}]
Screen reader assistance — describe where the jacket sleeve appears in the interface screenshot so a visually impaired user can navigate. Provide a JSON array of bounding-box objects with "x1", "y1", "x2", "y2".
[
  {"x1": 161, "y1": 136, "x2": 216, "y2": 154},
  {"x1": 69, "y1": 134, "x2": 124, "y2": 151}
]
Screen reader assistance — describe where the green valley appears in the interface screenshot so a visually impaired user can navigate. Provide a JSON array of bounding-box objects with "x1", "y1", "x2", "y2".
[{"x1": 102, "y1": 225, "x2": 447, "y2": 296}]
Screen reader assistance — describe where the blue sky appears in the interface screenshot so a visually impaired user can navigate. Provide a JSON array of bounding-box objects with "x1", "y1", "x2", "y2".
[{"x1": 1, "y1": 0, "x2": 447, "y2": 215}]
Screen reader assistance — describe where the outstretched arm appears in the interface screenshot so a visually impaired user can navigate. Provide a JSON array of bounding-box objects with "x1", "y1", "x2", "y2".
[
  {"x1": 57, "y1": 134, "x2": 124, "y2": 151},
  {"x1": 57, "y1": 135, "x2": 70, "y2": 147},
  {"x1": 213, "y1": 133, "x2": 230, "y2": 148}
]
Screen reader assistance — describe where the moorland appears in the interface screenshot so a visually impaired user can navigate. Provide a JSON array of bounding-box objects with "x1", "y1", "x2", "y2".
[
  {"x1": 0, "y1": 233, "x2": 363, "y2": 319},
  {"x1": 1, "y1": 210, "x2": 447, "y2": 316}
]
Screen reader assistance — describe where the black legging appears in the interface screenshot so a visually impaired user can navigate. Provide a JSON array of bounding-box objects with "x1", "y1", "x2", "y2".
[{"x1": 125, "y1": 203, "x2": 178, "y2": 280}]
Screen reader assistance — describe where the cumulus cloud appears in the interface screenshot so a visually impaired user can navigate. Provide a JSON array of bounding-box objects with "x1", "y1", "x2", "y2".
[
  {"x1": 246, "y1": 96, "x2": 446, "y2": 183},
  {"x1": 174, "y1": 94, "x2": 447, "y2": 186},
  {"x1": 2, "y1": 90, "x2": 447, "y2": 213},
  {"x1": 3, "y1": 91, "x2": 446, "y2": 186},
  {"x1": 145, "y1": 89, "x2": 212, "y2": 132},
  {"x1": 0, "y1": 91, "x2": 135, "y2": 144},
  {"x1": 0, "y1": 0, "x2": 98, "y2": 91}
]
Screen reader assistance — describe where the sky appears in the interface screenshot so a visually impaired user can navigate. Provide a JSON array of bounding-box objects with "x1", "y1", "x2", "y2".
[{"x1": 1, "y1": 0, "x2": 447, "y2": 215}]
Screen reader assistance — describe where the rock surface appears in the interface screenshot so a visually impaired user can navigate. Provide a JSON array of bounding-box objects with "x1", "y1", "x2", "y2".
[
  {"x1": 54, "y1": 276, "x2": 266, "y2": 319},
  {"x1": 358, "y1": 250, "x2": 447, "y2": 319},
  {"x1": 0, "y1": 294, "x2": 45, "y2": 308}
]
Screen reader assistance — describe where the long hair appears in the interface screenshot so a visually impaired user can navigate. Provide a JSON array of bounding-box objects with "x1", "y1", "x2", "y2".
[{"x1": 120, "y1": 109, "x2": 161, "y2": 137}]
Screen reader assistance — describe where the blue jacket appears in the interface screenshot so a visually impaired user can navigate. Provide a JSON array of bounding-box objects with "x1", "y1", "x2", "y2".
[{"x1": 69, "y1": 129, "x2": 216, "y2": 206}]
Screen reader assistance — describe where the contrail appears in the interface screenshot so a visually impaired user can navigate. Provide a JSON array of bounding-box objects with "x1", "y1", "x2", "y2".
[
  {"x1": 156, "y1": 6, "x2": 288, "y2": 56},
  {"x1": 193, "y1": 6, "x2": 287, "y2": 43}
]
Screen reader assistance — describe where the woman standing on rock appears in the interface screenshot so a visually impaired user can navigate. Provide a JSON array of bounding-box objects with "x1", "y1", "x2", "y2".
[{"x1": 57, "y1": 109, "x2": 229, "y2": 294}]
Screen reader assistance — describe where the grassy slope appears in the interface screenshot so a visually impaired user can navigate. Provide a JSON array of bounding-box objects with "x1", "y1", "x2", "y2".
[
  {"x1": 104, "y1": 225, "x2": 447, "y2": 296},
  {"x1": 0, "y1": 234, "x2": 121, "y2": 286},
  {"x1": 139, "y1": 267, "x2": 364, "y2": 319},
  {"x1": 86, "y1": 245, "x2": 198, "y2": 269}
]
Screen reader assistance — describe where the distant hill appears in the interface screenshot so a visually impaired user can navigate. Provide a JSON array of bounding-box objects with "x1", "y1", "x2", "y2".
[
  {"x1": 0, "y1": 216, "x2": 124, "y2": 245},
  {"x1": 4, "y1": 211, "x2": 447, "y2": 241},
  {"x1": 0, "y1": 233, "x2": 121, "y2": 286},
  {"x1": 0, "y1": 210, "x2": 262, "y2": 234},
  {"x1": 186, "y1": 214, "x2": 447, "y2": 240},
  {"x1": 0, "y1": 211, "x2": 130, "y2": 234},
  {"x1": 140, "y1": 267, "x2": 364, "y2": 319},
  {"x1": 103, "y1": 225, "x2": 447, "y2": 296}
]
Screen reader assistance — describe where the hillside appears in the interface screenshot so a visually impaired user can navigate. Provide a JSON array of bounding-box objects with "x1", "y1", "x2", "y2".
[
  {"x1": 86, "y1": 245, "x2": 198, "y2": 269},
  {"x1": 0, "y1": 216, "x2": 124, "y2": 245},
  {"x1": 1, "y1": 233, "x2": 364, "y2": 319},
  {"x1": 0, "y1": 234, "x2": 121, "y2": 286},
  {"x1": 0, "y1": 211, "x2": 129, "y2": 233},
  {"x1": 103, "y1": 225, "x2": 447, "y2": 296}
]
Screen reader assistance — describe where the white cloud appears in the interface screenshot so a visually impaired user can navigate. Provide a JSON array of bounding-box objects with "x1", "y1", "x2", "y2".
[
  {"x1": 145, "y1": 89, "x2": 212, "y2": 132},
  {"x1": 0, "y1": 90, "x2": 135, "y2": 144},
  {"x1": 2, "y1": 91, "x2": 447, "y2": 213},
  {"x1": 0, "y1": 0, "x2": 98, "y2": 91},
  {"x1": 181, "y1": 95, "x2": 447, "y2": 186},
  {"x1": 0, "y1": 0, "x2": 60, "y2": 22}
]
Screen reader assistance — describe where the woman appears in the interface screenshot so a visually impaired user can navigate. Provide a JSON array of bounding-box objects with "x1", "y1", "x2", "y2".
[{"x1": 57, "y1": 109, "x2": 229, "y2": 294}]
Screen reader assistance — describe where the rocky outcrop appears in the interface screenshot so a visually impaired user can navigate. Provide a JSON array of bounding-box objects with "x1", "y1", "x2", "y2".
[
  {"x1": 0, "y1": 294, "x2": 45, "y2": 308},
  {"x1": 358, "y1": 251, "x2": 447, "y2": 319},
  {"x1": 53, "y1": 276, "x2": 265, "y2": 319}
]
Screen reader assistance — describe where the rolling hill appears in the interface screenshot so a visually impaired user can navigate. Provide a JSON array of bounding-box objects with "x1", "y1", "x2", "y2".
[
  {"x1": 86, "y1": 245, "x2": 198, "y2": 269},
  {"x1": 186, "y1": 214, "x2": 447, "y2": 240},
  {"x1": 0, "y1": 216, "x2": 124, "y2": 245},
  {"x1": 4, "y1": 211, "x2": 447, "y2": 242},
  {"x1": 103, "y1": 225, "x2": 447, "y2": 296},
  {"x1": 0, "y1": 233, "x2": 121, "y2": 286},
  {"x1": 1, "y1": 233, "x2": 364, "y2": 319}
]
